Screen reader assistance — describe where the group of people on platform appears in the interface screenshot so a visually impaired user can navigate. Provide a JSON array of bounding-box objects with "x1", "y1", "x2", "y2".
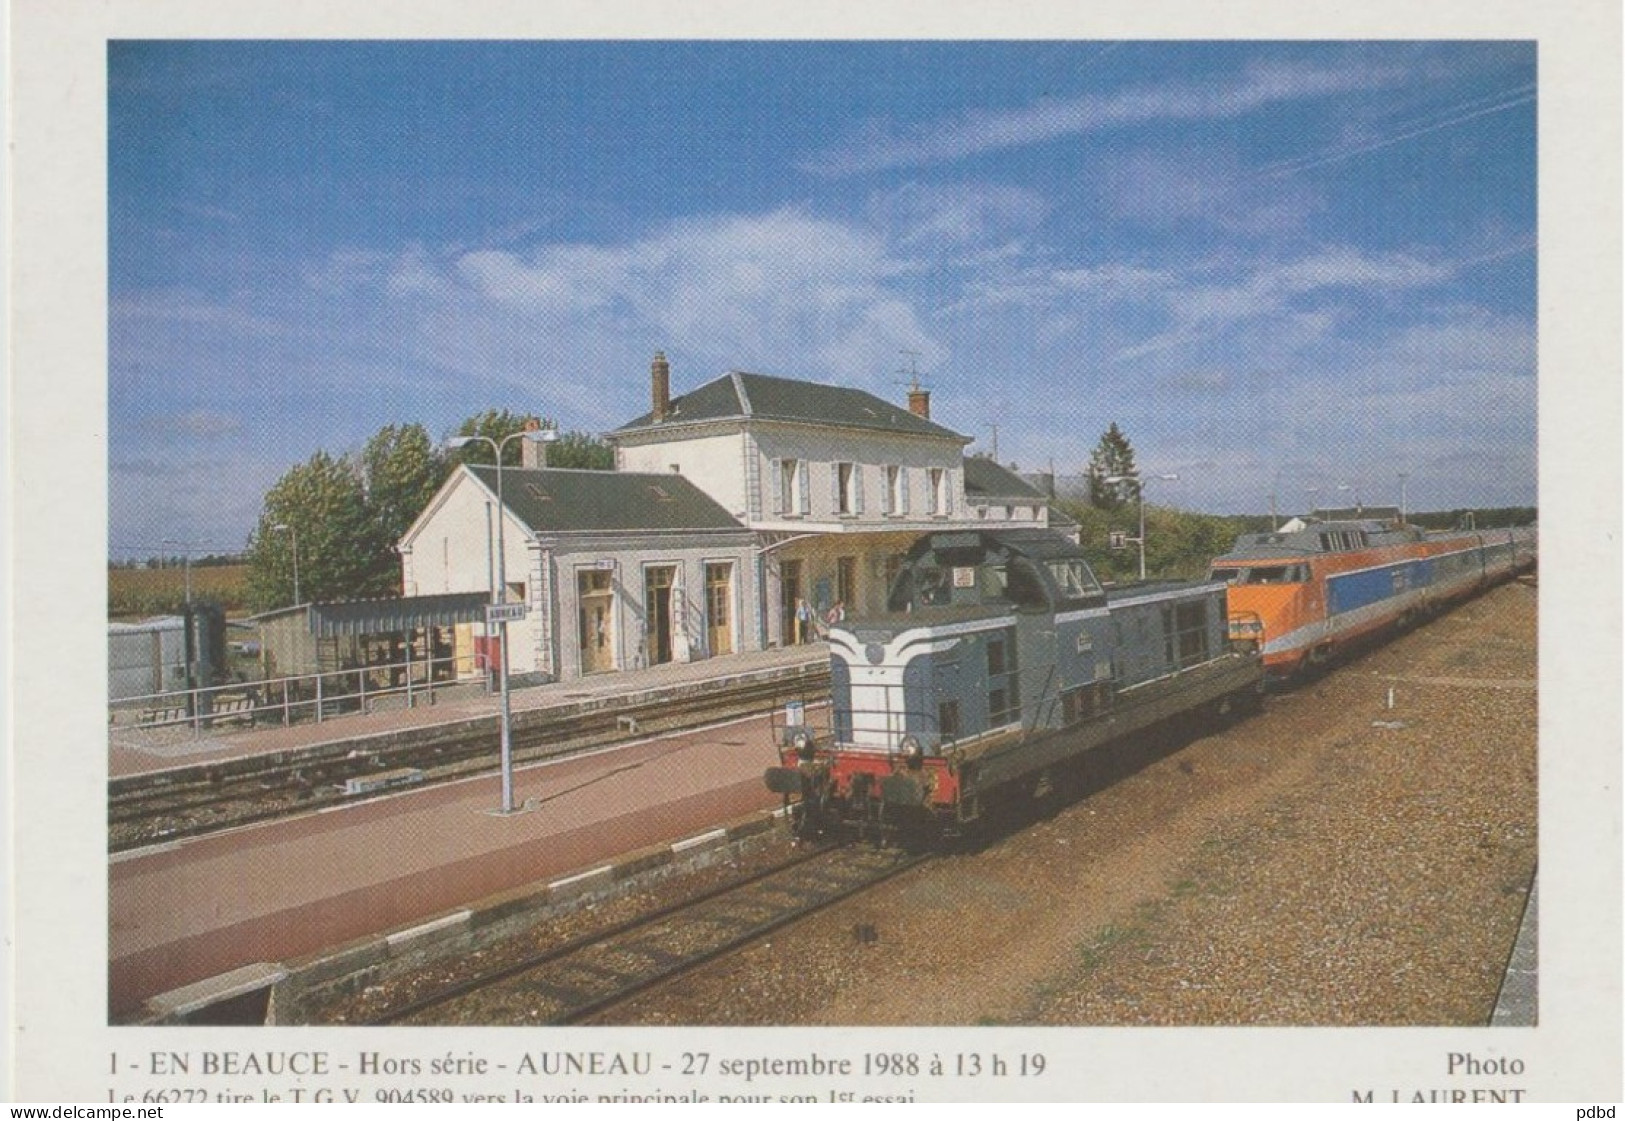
[{"x1": 793, "y1": 598, "x2": 845, "y2": 644}]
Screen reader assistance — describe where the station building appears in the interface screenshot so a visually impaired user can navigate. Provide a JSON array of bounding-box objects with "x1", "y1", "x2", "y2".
[
  {"x1": 400, "y1": 353, "x2": 1070, "y2": 684},
  {"x1": 397, "y1": 463, "x2": 758, "y2": 682}
]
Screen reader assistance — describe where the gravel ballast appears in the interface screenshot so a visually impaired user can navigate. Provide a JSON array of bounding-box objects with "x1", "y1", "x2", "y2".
[{"x1": 603, "y1": 579, "x2": 1538, "y2": 1027}]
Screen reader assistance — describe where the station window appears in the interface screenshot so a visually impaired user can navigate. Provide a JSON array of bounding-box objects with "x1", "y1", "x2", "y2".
[
  {"x1": 776, "y1": 458, "x2": 807, "y2": 517},
  {"x1": 885, "y1": 465, "x2": 907, "y2": 515},
  {"x1": 836, "y1": 462, "x2": 860, "y2": 515},
  {"x1": 928, "y1": 468, "x2": 948, "y2": 515}
]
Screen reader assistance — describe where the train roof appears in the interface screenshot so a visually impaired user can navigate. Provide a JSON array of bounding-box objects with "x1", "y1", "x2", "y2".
[
  {"x1": 909, "y1": 526, "x2": 1085, "y2": 563},
  {"x1": 889, "y1": 527, "x2": 1105, "y2": 614},
  {"x1": 1102, "y1": 577, "x2": 1219, "y2": 603},
  {"x1": 1213, "y1": 519, "x2": 1432, "y2": 562}
]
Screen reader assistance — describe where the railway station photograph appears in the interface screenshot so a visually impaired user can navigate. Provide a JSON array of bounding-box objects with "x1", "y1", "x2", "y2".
[{"x1": 11, "y1": 6, "x2": 1614, "y2": 1103}]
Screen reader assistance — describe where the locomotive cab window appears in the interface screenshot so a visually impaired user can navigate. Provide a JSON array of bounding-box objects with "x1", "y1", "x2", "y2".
[
  {"x1": 1046, "y1": 558, "x2": 1103, "y2": 602},
  {"x1": 1216, "y1": 564, "x2": 1308, "y2": 585},
  {"x1": 1163, "y1": 601, "x2": 1211, "y2": 669},
  {"x1": 1001, "y1": 558, "x2": 1050, "y2": 610}
]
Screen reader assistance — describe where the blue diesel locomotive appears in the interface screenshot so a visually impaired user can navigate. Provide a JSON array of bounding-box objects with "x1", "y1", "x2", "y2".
[{"x1": 766, "y1": 528, "x2": 1264, "y2": 837}]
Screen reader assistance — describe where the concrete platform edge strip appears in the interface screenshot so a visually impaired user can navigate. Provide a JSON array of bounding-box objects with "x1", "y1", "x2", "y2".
[
  {"x1": 130, "y1": 807, "x2": 793, "y2": 1025},
  {"x1": 672, "y1": 827, "x2": 728, "y2": 853},
  {"x1": 385, "y1": 909, "x2": 472, "y2": 949},
  {"x1": 548, "y1": 865, "x2": 614, "y2": 890},
  {"x1": 142, "y1": 962, "x2": 289, "y2": 1022}
]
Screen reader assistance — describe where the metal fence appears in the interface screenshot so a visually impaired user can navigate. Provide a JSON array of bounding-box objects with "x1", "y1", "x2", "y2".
[{"x1": 109, "y1": 650, "x2": 491, "y2": 737}]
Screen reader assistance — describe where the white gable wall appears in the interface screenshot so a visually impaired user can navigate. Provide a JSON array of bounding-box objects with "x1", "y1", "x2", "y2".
[
  {"x1": 615, "y1": 430, "x2": 749, "y2": 519},
  {"x1": 399, "y1": 470, "x2": 503, "y2": 601}
]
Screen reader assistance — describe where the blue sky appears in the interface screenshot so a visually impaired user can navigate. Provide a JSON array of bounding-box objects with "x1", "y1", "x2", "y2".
[{"x1": 108, "y1": 40, "x2": 1537, "y2": 558}]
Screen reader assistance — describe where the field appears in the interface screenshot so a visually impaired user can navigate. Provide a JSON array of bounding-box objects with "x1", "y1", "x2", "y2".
[{"x1": 108, "y1": 565, "x2": 251, "y2": 618}]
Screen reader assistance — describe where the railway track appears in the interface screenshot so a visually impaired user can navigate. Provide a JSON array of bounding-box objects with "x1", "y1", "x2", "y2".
[
  {"x1": 109, "y1": 667, "x2": 829, "y2": 852},
  {"x1": 366, "y1": 842, "x2": 931, "y2": 1026}
]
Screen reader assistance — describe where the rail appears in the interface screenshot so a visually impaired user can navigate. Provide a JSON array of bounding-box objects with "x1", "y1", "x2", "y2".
[
  {"x1": 364, "y1": 843, "x2": 932, "y2": 1026},
  {"x1": 109, "y1": 650, "x2": 489, "y2": 737}
]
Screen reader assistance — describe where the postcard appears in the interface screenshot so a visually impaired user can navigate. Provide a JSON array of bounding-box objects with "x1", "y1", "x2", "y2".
[{"x1": 7, "y1": 0, "x2": 1620, "y2": 1105}]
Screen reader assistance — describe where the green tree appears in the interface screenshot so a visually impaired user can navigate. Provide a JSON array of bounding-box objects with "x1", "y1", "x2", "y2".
[
  {"x1": 246, "y1": 451, "x2": 394, "y2": 611},
  {"x1": 546, "y1": 429, "x2": 615, "y2": 470},
  {"x1": 450, "y1": 409, "x2": 614, "y2": 470},
  {"x1": 1057, "y1": 497, "x2": 1249, "y2": 584},
  {"x1": 1085, "y1": 422, "x2": 1138, "y2": 510},
  {"x1": 362, "y1": 423, "x2": 450, "y2": 545},
  {"x1": 451, "y1": 409, "x2": 541, "y2": 466}
]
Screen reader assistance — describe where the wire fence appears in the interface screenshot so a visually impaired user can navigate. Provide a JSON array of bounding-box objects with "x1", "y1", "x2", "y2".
[{"x1": 109, "y1": 650, "x2": 493, "y2": 738}]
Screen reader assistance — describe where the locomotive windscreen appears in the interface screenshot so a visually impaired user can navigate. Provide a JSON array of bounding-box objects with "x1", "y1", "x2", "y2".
[{"x1": 885, "y1": 534, "x2": 1063, "y2": 613}]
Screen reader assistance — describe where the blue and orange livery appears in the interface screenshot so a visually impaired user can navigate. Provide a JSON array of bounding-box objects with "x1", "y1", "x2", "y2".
[{"x1": 1210, "y1": 518, "x2": 1536, "y2": 680}]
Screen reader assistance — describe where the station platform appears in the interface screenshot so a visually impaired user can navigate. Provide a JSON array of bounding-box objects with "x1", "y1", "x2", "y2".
[
  {"x1": 109, "y1": 668, "x2": 820, "y2": 1017},
  {"x1": 110, "y1": 642, "x2": 827, "y2": 780},
  {"x1": 107, "y1": 638, "x2": 1538, "y2": 1026}
]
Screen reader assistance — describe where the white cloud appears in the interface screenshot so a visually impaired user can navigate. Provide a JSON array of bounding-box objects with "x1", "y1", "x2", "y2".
[
  {"x1": 866, "y1": 182, "x2": 1050, "y2": 249},
  {"x1": 141, "y1": 409, "x2": 243, "y2": 438},
  {"x1": 110, "y1": 290, "x2": 294, "y2": 339},
  {"x1": 807, "y1": 58, "x2": 1404, "y2": 177},
  {"x1": 1101, "y1": 148, "x2": 1326, "y2": 236},
  {"x1": 348, "y1": 207, "x2": 947, "y2": 395}
]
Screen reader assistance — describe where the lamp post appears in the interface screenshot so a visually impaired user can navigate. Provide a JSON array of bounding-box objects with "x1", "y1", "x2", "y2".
[
  {"x1": 163, "y1": 537, "x2": 197, "y2": 703},
  {"x1": 1398, "y1": 473, "x2": 1410, "y2": 525},
  {"x1": 445, "y1": 425, "x2": 558, "y2": 814},
  {"x1": 1105, "y1": 473, "x2": 1179, "y2": 580},
  {"x1": 272, "y1": 523, "x2": 300, "y2": 606},
  {"x1": 1337, "y1": 482, "x2": 1360, "y2": 514}
]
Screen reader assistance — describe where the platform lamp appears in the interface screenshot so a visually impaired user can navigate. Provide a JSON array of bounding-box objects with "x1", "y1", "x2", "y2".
[
  {"x1": 444, "y1": 425, "x2": 558, "y2": 815},
  {"x1": 1104, "y1": 473, "x2": 1179, "y2": 581},
  {"x1": 1338, "y1": 482, "x2": 1362, "y2": 515},
  {"x1": 271, "y1": 523, "x2": 300, "y2": 606}
]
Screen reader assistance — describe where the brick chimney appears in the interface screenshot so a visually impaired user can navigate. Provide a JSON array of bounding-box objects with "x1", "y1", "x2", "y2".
[
  {"x1": 906, "y1": 383, "x2": 930, "y2": 420},
  {"x1": 520, "y1": 418, "x2": 546, "y2": 469},
  {"x1": 651, "y1": 351, "x2": 671, "y2": 423}
]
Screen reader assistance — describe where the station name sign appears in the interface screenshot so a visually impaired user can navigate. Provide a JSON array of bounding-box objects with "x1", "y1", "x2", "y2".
[{"x1": 486, "y1": 603, "x2": 528, "y2": 624}]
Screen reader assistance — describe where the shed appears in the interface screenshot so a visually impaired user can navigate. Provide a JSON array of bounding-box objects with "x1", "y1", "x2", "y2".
[{"x1": 249, "y1": 592, "x2": 490, "y2": 686}]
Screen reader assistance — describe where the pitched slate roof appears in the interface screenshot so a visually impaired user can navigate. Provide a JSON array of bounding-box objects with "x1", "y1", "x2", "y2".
[
  {"x1": 612, "y1": 370, "x2": 969, "y2": 442},
  {"x1": 467, "y1": 466, "x2": 747, "y2": 534},
  {"x1": 962, "y1": 456, "x2": 1047, "y2": 502}
]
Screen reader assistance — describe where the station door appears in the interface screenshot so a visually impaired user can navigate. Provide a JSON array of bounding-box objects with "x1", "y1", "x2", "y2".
[
  {"x1": 780, "y1": 558, "x2": 804, "y2": 645},
  {"x1": 644, "y1": 565, "x2": 676, "y2": 666},
  {"x1": 578, "y1": 569, "x2": 615, "y2": 674},
  {"x1": 706, "y1": 562, "x2": 734, "y2": 656}
]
